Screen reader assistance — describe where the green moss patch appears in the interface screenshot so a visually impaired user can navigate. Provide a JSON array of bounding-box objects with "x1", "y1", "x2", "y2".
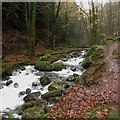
[
  {"x1": 35, "y1": 61, "x2": 54, "y2": 71},
  {"x1": 22, "y1": 107, "x2": 44, "y2": 118},
  {"x1": 53, "y1": 63, "x2": 65, "y2": 71},
  {"x1": 41, "y1": 90, "x2": 63, "y2": 100},
  {"x1": 48, "y1": 81, "x2": 69, "y2": 91}
]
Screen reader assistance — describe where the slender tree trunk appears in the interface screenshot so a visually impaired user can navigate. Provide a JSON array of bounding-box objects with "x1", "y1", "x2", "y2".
[{"x1": 25, "y1": 2, "x2": 36, "y2": 58}]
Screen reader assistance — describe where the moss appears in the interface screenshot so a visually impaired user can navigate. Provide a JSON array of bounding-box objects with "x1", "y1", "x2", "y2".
[
  {"x1": 82, "y1": 45, "x2": 104, "y2": 69},
  {"x1": 42, "y1": 53, "x2": 51, "y2": 61},
  {"x1": 22, "y1": 107, "x2": 44, "y2": 118},
  {"x1": 2, "y1": 62, "x2": 15, "y2": 77},
  {"x1": 53, "y1": 63, "x2": 65, "y2": 71},
  {"x1": 40, "y1": 74, "x2": 51, "y2": 86},
  {"x1": 48, "y1": 81, "x2": 69, "y2": 91},
  {"x1": 35, "y1": 61, "x2": 54, "y2": 71},
  {"x1": 22, "y1": 101, "x2": 37, "y2": 111},
  {"x1": 41, "y1": 90, "x2": 63, "y2": 100}
]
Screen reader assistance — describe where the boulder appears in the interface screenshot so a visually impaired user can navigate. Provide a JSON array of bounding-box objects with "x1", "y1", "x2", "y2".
[
  {"x1": 26, "y1": 88, "x2": 31, "y2": 95},
  {"x1": 19, "y1": 91, "x2": 26, "y2": 97},
  {"x1": 22, "y1": 107, "x2": 44, "y2": 118},
  {"x1": 35, "y1": 61, "x2": 54, "y2": 71},
  {"x1": 41, "y1": 90, "x2": 63, "y2": 100},
  {"x1": 6, "y1": 80, "x2": 13, "y2": 86},
  {"x1": 40, "y1": 74, "x2": 51, "y2": 86},
  {"x1": 66, "y1": 74, "x2": 79, "y2": 82},
  {"x1": 23, "y1": 91, "x2": 41, "y2": 103},
  {"x1": 70, "y1": 66, "x2": 77, "y2": 71},
  {"x1": 48, "y1": 81, "x2": 69, "y2": 91},
  {"x1": 53, "y1": 63, "x2": 65, "y2": 71},
  {"x1": 14, "y1": 83, "x2": 18, "y2": 88},
  {"x1": 32, "y1": 81, "x2": 40, "y2": 88}
]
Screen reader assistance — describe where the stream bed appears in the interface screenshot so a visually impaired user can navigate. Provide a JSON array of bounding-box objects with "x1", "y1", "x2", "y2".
[{"x1": 0, "y1": 50, "x2": 87, "y2": 119}]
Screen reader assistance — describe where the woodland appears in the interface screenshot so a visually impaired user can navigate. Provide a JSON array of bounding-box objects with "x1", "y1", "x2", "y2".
[{"x1": 1, "y1": 1, "x2": 120, "y2": 119}]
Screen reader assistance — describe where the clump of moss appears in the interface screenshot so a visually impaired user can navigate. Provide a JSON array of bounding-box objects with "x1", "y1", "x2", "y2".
[
  {"x1": 41, "y1": 90, "x2": 63, "y2": 100},
  {"x1": 82, "y1": 45, "x2": 104, "y2": 69},
  {"x1": 48, "y1": 81, "x2": 69, "y2": 91},
  {"x1": 2, "y1": 62, "x2": 15, "y2": 77},
  {"x1": 42, "y1": 53, "x2": 51, "y2": 61},
  {"x1": 35, "y1": 61, "x2": 54, "y2": 71},
  {"x1": 22, "y1": 107, "x2": 44, "y2": 118},
  {"x1": 53, "y1": 63, "x2": 65, "y2": 71}
]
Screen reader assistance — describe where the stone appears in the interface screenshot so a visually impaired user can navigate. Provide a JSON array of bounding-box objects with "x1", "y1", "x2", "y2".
[
  {"x1": 22, "y1": 107, "x2": 44, "y2": 118},
  {"x1": 6, "y1": 80, "x2": 13, "y2": 86},
  {"x1": 32, "y1": 81, "x2": 40, "y2": 88},
  {"x1": 26, "y1": 88, "x2": 31, "y2": 95},
  {"x1": 19, "y1": 91, "x2": 26, "y2": 97},
  {"x1": 14, "y1": 83, "x2": 18, "y2": 88},
  {"x1": 35, "y1": 61, "x2": 54, "y2": 71},
  {"x1": 23, "y1": 91, "x2": 41, "y2": 103},
  {"x1": 40, "y1": 74, "x2": 51, "y2": 86},
  {"x1": 41, "y1": 90, "x2": 63, "y2": 100},
  {"x1": 48, "y1": 81, "x2": 69, "y2": 91}
]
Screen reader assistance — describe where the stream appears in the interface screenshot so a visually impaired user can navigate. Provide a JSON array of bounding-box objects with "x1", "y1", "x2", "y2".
[{"x1": 0, "y1": 50, "x2": 87, "y2": 119}]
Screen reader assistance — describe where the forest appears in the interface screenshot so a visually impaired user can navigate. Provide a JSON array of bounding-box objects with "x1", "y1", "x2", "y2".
[{"x1": 0, "y1": 1, "x2": 120, "y2": 119}]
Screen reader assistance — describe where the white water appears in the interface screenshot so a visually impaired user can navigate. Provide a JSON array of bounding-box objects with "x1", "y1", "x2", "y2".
[
  {"x1": 0, "y1": 66, "x2": 51, "y2": 111},
  {"x1": 53, "y1": 51, "x2": 86, "y2": 77},
  {"x1": 0, "y1": 50, "x2": 86, "y2": 112}
]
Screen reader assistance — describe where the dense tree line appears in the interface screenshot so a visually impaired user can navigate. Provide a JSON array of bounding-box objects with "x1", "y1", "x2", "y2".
[{"x1": 2, "y1": 1, "x2": 120, "y2": 57}]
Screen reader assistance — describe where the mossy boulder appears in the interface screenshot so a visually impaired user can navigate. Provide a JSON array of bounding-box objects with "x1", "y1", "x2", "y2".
[
  {"x1": 22, "y1": 101, "x2": 37, "y2": 111},
  {"x1": 42, "y1": 54, "x2": 51, "y2": 61},
  {"x1": 53, "y1": 63, "x2": 65, "y2": 71},
  {"x1": 41, "y1": 90, "x2": 63, "y2": 100},
  {"x1": 35, "y1": 61, "x2": 54, "y2": 71},
  {"x1": 23, "y1": 91, "x2": 41, "y2": 103},
  {"x1": 48, "y1": 81, "x2": 69, "y2": 91},
  {"x1": 40, "y1": 74, "x2": 51, "y2": 86},
  {"x1": 82, "y1": 45, "x2": 104, "y2": 69},
  {"x1": 22, "y1": 107, "x2": 44, "y2": 118}
]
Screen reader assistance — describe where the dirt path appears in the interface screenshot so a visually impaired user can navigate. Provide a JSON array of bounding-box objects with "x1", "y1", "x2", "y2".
[{"x1": 49, "y1": 41, "x2": 119, "y2": 119}]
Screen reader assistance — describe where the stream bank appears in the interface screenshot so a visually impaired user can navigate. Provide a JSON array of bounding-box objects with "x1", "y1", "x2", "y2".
[{"x1": 1, "y1": 49, "x2": 87, "y2": 119}]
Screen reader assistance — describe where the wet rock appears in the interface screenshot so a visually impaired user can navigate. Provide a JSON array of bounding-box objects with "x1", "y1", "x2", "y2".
[
  {"x1": 21, "y1": 67, "x2": 25, "y2": 71},
  {"x1": 41, "y1": 90, "x2": 63, "y2": 100},
  {"x1": 6, "y1": 80, "x2": 13, "y2": 86},
  {"x1": 35, "y1": 61, "x2": 54, "y2": 71},
  {"x1": 19, "y1": 91, "x2": 26, "y2": 97},
  {"x1": 23, "y1": 91, "x2": 41, "y2": 103},
  {"x1": 14, "y1": 83, "x2": 18, "y2": 88},
  {"x1": 66, "y1": 74, "x2": 79, "y2": 82},
  {"x1": 70, "y1": 66, "x2": 77, "y2": 71},
  {"x1": 40, "y1": 74, "x2": 51, "y2": 86},
  {"x1": 66, "y1": 75, "x2": 75, "y2": 82},
  {"x1": 26, "y1": 88, "x2": 31, "y2": 95},
  {"x1": 22, "y1": 107, "x2": 44, "y2": 118},
  {"x1": 53, "y1": 63, "x2": 65, "y2": 71},
  {"x1": 32, "y1": 81, "x2": 40, "y2": 88},
  {"x1": 48, "y1": 81, "x2": 69, "y2": 91}
]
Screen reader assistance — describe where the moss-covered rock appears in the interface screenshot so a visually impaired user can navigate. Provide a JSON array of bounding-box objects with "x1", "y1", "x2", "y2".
[
  {"x1": 41, "y1": 90, "x2": 63, "y2": 100},
  {"x1": 35, "y1": 61, "x2": 54, "y2": 71},
  {"x1": 82, "y1": 45, "x2": 104, "y2": 69},
  {"x1": 48, "y1": 81, "x2": 69, "y2": 91},
  {"x1": 22, "y1": 101, "x2": 37, "y2": 111},
  {"x1": 42, "y1": 54, "x2": 51, "y2": 61},
  {"x1": 23, "y1": 91, "x2": 41, "y2": 103},
  {"x1": 40, "y1": 74, "x2": 51, "y2": 86},
  {"x1": 53, "y1": 63, "x2": 65, "y2": 71},
  {"x1": 22, "y1": 107, "x2": 44, "y2": 119}
]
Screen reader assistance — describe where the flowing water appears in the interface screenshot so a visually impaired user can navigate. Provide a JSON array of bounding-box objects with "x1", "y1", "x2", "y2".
[{"x1": 0, "y1": 50, "x2": 87, "y2": 118}]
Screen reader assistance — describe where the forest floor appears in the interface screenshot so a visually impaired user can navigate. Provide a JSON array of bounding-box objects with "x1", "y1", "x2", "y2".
[{"x1": 48, "y1": 41, "x2": 119, "y2": 119}]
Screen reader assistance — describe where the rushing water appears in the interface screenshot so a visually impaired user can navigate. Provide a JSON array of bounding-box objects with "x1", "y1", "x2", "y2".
[{"x1": 0, "y1": 50, "x2": 86, "y2": 116}]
